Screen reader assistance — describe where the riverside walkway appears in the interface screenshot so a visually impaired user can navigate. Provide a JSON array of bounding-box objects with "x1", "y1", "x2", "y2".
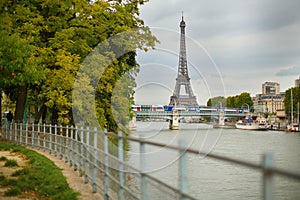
[
  {"x1": 2, "y1": 123, "x2": 300, "y2": 200},
  {"x1": 31, "y1": 148, "x2": 103, "y2": 200}
]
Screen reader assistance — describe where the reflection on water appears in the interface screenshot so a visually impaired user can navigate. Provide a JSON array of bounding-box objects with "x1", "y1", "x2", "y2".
[{"x1": 126, "y1": 122, "x2": 300, "y2": 200}]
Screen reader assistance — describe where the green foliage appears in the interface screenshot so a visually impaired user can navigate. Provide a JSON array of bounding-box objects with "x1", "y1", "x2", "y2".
[
  {"x1": 0, "y1": 156, "x2": 7, "y2": 161},
  {"x1": 0, "y1": 142, "x2": 79, "y2": 199},
  {"x1": 207, "y1": 96, "x2": 226, "y2": 107},
  {"x1": 207, "y1": 92, "x2": 253, "y2": 109},
  {"x1": 4, "y1": 188, "x2": 22, "y2": 196},
  {"x1": 0, "y1": 175, "x2": 6, "y2": 182},
  {"x1": 11, "y1": 168, "x2": 30, "y2": 177},
  {"x1": 0, "y1": 0, "x2": 157, "y2": 128},
  {"x1": 284, "y1": 87, "x2": 300, "y2": 122},
  {"x1": 4, "y1": 159, "x2": 18, "y2": 167}
]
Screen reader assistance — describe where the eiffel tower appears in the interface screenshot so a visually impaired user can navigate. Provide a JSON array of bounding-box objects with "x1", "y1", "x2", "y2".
[{"x1": 169, "y1": 15, "x2": 198, "y2": 106}]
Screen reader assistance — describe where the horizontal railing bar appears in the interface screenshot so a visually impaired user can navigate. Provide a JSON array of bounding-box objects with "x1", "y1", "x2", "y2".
[{"x1": 267, "y1": 166, "x2": 300, "y2": 181}]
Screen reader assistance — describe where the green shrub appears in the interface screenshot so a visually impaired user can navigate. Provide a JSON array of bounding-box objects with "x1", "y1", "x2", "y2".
[
  {"x1": 4, "y1": 159, "x2": 18, "y2": 167},
  {"x1": 0, "y1": 175, "x2": 7, "y2": 185},
  {"x1": 0, "y1": 156, "x2": 7, "y2": 161},
  {"x1": 11, "y1": 168, "x2": 30, "y2": 177},
  {"x1": 4, "y1": 187, "x2": 22, "y2": 196}
]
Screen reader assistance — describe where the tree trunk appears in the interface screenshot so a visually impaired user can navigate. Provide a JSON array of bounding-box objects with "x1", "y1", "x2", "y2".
[
  {"x1": 51, "y1": 108, "x2": 59, "y2": 125},
  {"x1": 42, "y1": 106, "x2": 47, "y2": 124},
  {"x1": 34, "y1": 104, "x2": 47, "y2": 124},
  {"x1": 15, "y1": 85, "x2": 28, "y2": 123}
]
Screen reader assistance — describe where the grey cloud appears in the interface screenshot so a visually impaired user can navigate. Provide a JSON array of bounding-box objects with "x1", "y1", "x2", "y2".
[
  {"x1": 276, "y1": 66, "x2": 300, "y2": 76},
  {"x1": 142, "y1": 0, "x2": 300, "y2": 38}
]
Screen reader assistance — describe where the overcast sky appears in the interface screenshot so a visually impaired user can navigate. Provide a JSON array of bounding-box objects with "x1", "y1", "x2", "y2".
[{"x1": 134, "y1": 0, "x2": 300, "y2": 105}]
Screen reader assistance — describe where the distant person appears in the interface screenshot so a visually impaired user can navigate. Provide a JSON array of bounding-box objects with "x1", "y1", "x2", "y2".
[{"x1": 6, "y1": 111, "x2": 13, "y2": 123}]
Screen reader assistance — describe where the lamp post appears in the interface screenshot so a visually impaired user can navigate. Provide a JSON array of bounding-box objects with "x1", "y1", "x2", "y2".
[{"x1": 242, "y1": 103, "x2": 250, "y2": 113}]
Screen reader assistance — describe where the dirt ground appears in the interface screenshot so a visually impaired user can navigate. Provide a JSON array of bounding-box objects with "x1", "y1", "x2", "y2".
[{"x1": 0, "y1": 148, "x2": 103, "y2": 200}]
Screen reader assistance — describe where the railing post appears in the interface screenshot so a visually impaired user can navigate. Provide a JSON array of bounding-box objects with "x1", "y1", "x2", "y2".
[
  {"x1": 14, "y1": 123, "x2": 17, "y2": 143},
  {"x1": 104, "y1": 129, "x2": 109, "y2": 200},
  {"x1": 118, "y1": 131, "x2": 124, "y2": 200},
  {"x1": 69, "y1": 126, "x2": 74, "y2": 167},
  {"x1": 84, "y1": 127, "x2": 90, "y2": 184},
  {"x1": 19, "y1": 123, "x2": 23, "y2": 144},
  {"x1": 79, "y1": 126, "x2": 84, "y2": 177},
  {"x1": 37, "y1": 123, "x2": 40, "y2": 149},
  {"x1": 65, "y1": 125, "x2": 69, "y2": 163},
  {"x1": 74, "y1": 126, "x2": 78, "y2": 171},
  {"x1": 43, "y1": 124, "x2": 46, "y2": 151},
  {"x1": 140, "y1": 135, "x2": 147, "y2": 200},
  {"x1": 49, "y1": 124, "x2": 52, "y2": 154},
  {"x1": 31, "y1": 123, "x2": 35, "y2": 147},
  {"x1": 179, "y1": 140, "x2": 188, "y2": 200},
  {"x1": 25, "y1": 123, "x2": 28, "y2": 146},
  {"x1": 59, "y1": 124, "x2": 63, "y2": 160},
  {"x1": 54, "y1": 124, "x2": 58, "y2": 156},
  {"x1": 263, "y1": 154, "x2": 274, "y2": 200},
  {"x1": 92, "y1": 127, "x2": 98, "y2": 193},
  {"x1": 9, "y1": 123, "x2": 12, "y2": 142}
]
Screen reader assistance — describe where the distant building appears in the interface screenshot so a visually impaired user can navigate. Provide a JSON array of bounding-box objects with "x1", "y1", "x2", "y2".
[
  {"x1": 262, "y1": 82, "x2": 280, "y2": 95},
  {"x1": 253, "y1": 82, "x2": 285, "y2": 122},
  {"x1": 295, "y1": 76, "x2": 300, "y2": 87}
]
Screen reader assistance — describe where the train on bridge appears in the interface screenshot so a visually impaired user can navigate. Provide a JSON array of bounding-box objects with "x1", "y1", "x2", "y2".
[{"x1": 132, "y1": 105, "x2": 244, "y2": 113}]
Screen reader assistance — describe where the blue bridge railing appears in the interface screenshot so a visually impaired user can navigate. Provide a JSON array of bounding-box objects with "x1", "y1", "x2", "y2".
[{"x1": 1, "y1": 123, "x2": 300, "y2": 200}]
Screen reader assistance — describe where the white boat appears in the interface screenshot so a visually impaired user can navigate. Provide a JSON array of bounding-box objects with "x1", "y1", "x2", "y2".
[
  {"x1": 235, "y1": 119, "x2": 269, "y2": 130},
  {"x1": 287, "y1": 124, "x2": 299, "y2": 132}
]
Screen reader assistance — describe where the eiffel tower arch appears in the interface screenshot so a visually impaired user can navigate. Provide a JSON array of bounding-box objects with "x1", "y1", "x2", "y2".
[{"x1": 169, "y1": 15, "x2": 198, "y2": 107}]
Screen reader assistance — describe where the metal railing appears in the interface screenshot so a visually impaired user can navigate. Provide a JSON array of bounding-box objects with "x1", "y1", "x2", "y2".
[{"x1": 1, "y1": 122, "x2": 300, "y2": 200}]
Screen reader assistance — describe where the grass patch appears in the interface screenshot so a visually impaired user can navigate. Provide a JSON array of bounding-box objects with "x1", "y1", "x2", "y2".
[
  {"x1": 0, "y1": 142, "x2": 79, "y2": 199},
  {"x1": 0, "y1": 156, "x2": 7, "y2": 161},
  {"x1": 4, "y1": 159, "x2": 18, "y2": 167},
  {"x1": 11, "y1": 167, "x2": 30, "y2": 177},
  {"x1": 4, "y1": 187, "x2": 22, "y2": 196},
  {"x1": 0, "y1": 175, "x2": 7, "y2": 183}
]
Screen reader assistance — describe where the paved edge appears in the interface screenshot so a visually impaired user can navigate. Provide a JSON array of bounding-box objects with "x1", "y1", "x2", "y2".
[{"x1": 29, "y1": 148, "x2": 103, "y2": 200}]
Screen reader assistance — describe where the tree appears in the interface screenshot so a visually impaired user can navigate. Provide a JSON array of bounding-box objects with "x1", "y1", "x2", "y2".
[
  {"x1": 236, "y1": 92, "x2": 253, "y2": 108},
  {"x1": 207, "y1": 92, "x2": 253, "y2": 109},
  {"x1": 207, "y1": 96, "x2": 226, "y2": 107},
  {"x1": 0, "y1": 30, "x2": 44, "y2": 122},
  {"x1": 284, "y1": 87, "x2": 300, "y2": 123},
  {"x1": 0, "y1": 0, "x2": 157, "y2": 130}
]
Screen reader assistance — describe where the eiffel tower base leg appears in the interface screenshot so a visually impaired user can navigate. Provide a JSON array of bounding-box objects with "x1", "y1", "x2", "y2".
[{"x1": 169, "y1": 110, "x2": 179, "y2": 130}]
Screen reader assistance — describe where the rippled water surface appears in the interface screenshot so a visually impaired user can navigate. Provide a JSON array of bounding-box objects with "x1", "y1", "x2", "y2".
[{"x1": 126, "y1": 121, "x2": 300, "y2": 200}]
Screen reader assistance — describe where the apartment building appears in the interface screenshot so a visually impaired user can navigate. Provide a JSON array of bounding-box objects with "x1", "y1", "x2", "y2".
[{"x1": 253, "y1": 82, "x2": 285, "y2": 121}]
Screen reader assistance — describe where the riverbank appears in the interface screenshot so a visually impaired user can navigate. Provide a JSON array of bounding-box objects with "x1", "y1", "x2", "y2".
[{"x1": 0, "y1": 140, "x2": 103, "y2": 200}]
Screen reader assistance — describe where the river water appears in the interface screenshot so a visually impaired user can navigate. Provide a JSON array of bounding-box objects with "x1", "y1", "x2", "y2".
[{"x1": 125, "y1": 121, "x2": 300, "y2": 200}]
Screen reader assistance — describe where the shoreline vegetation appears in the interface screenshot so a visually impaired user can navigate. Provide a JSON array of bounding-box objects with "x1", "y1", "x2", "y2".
[{"x1": 0, "y1": 141, "x2": 78, "y2": 199}]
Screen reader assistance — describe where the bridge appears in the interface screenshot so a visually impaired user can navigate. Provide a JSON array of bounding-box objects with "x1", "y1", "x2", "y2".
[{"x1": 133, "y1": 108, "x2": 248, "y2": 130}]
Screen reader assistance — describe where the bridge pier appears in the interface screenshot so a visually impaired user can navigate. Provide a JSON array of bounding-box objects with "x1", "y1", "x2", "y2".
[
  {"x1": 218, "y1": 111, "x2": 225, "y2": 126},
  {"x1": 169, "y1": 110, "x2": 179, "y2": 130}
]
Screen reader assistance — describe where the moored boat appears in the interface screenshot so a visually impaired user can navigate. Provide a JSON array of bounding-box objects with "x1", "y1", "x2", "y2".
[
  {"x1": 287, "y1": 124, "x2": 299, "y2": 132},
  {"x1": 235, "y1": 118, "x2": 269, "y2": 130}
]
